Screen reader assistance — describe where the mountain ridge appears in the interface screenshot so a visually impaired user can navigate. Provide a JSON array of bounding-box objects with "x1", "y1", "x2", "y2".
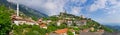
[{"x1": 0, "y1": 0, "x2": 48, "y2": 18}]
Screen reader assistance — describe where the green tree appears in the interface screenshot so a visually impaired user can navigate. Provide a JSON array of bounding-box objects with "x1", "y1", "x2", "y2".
[
  {"x1": 0, "y1": 5, "x2": 12, "y2": 35},
  {"x1": 12, "y1": 24, "x2": 47, "y2": 35},
  {"x1": 58, "y1": 23, "x2": 67, "y2": 29},
  {"x1": 67, "y1": 31, "x2": 74, "y2": 35},
  {"x1": 47, "y1": 23, "x2": 58, "y2": 32}
]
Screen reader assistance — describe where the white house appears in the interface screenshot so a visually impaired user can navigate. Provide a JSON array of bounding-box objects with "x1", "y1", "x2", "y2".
[
  {"x1": 46, "y1": 20, "x2": 52, "y2": 24},
  {"x1": 57, "y1": 20, "x2": 64, "y2": 26},
  {"x1": 39, "y1": 23, "x2": 47, "y2": 29},
  {"x1": 11, "y1": 15, "x2": 38, "y2": 25},
  {"x1": 75, "y1": 20, "x2": 87, "y2": 26},
  {"x1": 67, "y1": 20, "x2": 73, "y2": 26},
  {"x1": 57, "y1": 21, "x2": 61, "y2": 26}
]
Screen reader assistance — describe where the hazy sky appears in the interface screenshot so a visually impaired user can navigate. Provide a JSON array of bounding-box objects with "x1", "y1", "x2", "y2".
[{"x1": 7, "y1": 0, "x2": 120, "y2": 24}]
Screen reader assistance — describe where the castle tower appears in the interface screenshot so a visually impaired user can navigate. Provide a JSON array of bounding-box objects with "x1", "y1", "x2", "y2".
[
  {"x1": 63, "y1": 9, "x2": 67, "y2": 13},
  {"x1": 81, "y1": 15, "x2": 85, "y2": 18}
]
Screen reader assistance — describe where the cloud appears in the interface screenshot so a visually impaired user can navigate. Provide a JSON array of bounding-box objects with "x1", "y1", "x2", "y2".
[
  {"x1": 90, "y1": 0, "x2": 120, "y2": 23},
  {"x1": 88, "y1": 0, "x2": 120, "y2": 12},
  {"x1": 70, "y1": 7, "x2": 82, "y2": 16},
  {"x1": 7, "y1": 0, "x2": 120, "y2": 23},
  {"x1": 107, "y1": 10, "x2": 116, "y2": 14},
  {"x1": 104, "y1": 9, "x2": 120, "y2": 23},
  {"x1": 80, "y1": 0, "x2": 87, "y2": 4},
  {"x1": 89, "y1": 0, "x2": 107, "y2": 12},
  {"x1": 97, "y1": 15, "x2": 120, "y2": 23},
  {"x1": 7, "y1": 0, "x2": 86, "y2": 16},
  {"x1": 44, "y1": 2, "x2": 57, "y2": 10},
  {"x1": 72, "y1": 0, "x2": 87, "y2": 4},
  {"x1": 7, "y1": 0, "x2": 68, "y2": 16}
]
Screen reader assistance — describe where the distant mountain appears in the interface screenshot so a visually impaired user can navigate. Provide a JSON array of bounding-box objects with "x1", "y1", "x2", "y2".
[
  {"x1": 0, "y1": 0, "x2": 48, "y2": 18},
  {"x1": 104, "y1": 24, "x2": 120, "y2": 32},
  {"x1": 103, "y1": 23, "x2": 120, "y2": 32}
]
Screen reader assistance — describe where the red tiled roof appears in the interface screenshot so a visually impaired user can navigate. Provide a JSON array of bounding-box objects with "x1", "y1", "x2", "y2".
[
  {"x1": 11, "y1": 14, "x2": 36, "y2": 23},
  {"x1": 80, "y1": 20, "x2": 87, "y2": 22},
  {"x1": 97, "y1": 29, "x2": 104, "y2": 32},
  {"x1": 11, "y1": 14, "x2": 23, "y2": 20},
  {"x1": 82, "y1": 29, "x2": 89, "y2": 32},
  {"x1": 40, "y1": 23, "x2": 46, "y2": 27},
  {"x1": 55, "y1": 28, "x2": 68, "y2": 34},
  {"x1": 46, "y1": 33, "x2": 48, "y2": 35}
]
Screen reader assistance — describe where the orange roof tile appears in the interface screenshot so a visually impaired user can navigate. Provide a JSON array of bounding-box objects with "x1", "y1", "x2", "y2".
[
  {"x1": 11, "y1": 15, "x2": 37, "y2": 23},
  {"x1": 55, "y1": 28, "x2": 68, "y2": 34},
  {"x1": 11, "y1": 14, "x2": 23, "y2": 20},
  {"x1": 80, "y1": 20, "x2": 87, "y2": 22},
  {"x1": 40, "y1": 23, "x2": 46, "y2": 27},
  {"x1": 82, "y1": 29, "x2": 89, "y2": 32},
  {"x1": 46, "y1": 33, "x2": 48, "y2": 35}
]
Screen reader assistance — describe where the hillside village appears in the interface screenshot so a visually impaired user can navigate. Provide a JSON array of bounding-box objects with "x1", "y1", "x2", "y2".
[
  {"x1": 0, "y1": 4, "x2": 113, "y2": 35},
  {"x1": 10, "y1": 11, "x2": 107, "y2": 35},
  {"x1": 1, "y1": 0, "x2": 120, "y2": 35}
]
